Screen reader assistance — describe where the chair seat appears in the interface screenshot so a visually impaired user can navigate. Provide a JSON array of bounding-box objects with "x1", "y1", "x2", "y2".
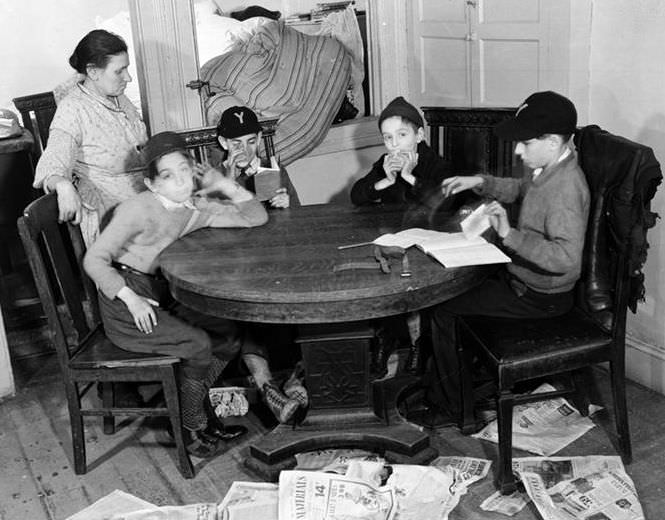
[
  {"x1": 70, "y1": 327, "x2": 179, "y2": 370},
  {"x1": 461, "y1": 309, "x2": 613, "y2": 387}
]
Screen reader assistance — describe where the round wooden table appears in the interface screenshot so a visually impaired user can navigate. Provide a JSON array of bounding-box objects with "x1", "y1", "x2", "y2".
[{"x1": 160, "y1": 203, "x2": 488, "y2": 479}]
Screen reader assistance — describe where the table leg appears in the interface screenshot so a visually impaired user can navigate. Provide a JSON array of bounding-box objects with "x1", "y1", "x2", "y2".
[{"x1": 245, "y1": 321, "x2": 437, "y2": 481}]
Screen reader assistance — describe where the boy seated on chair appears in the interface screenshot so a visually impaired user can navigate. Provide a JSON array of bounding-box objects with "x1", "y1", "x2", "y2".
[
  {"x1": 350, "y1": 96, "x2": 457, "y2": 377},
  {"x1": 425, "y1": 90, "x2": 591, "y2": 420},
  {"x1": 83, "y1": 131, "x2": 270, "y2": 458},
  {"x1": 215, "y1": 106, "x2": 309, "y2": 419},
  {"x1": 216, "y1": 105, "x2": 300, "y2": 208}
]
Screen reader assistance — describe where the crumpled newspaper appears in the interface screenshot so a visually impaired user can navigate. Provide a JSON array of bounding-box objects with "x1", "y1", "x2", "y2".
[{"x1": 209, "y1": 386, "x2": 249, "y2": 417}]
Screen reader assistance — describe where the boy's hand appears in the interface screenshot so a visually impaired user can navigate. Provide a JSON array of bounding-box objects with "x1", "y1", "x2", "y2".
[
  {"x1": 196, "y1": 175, "x2": 253, "y2": 202},
  {"x1": 53, "y1": 178, "x2": 83, "y2": 224},
  {"x1": 226, "y1": 148, "x2": 249, "y2": 178},
  {"x1": 269, "y1": 188, "x2": 289, "y2": 209},
  {"x1": 193, "y1": 162, "x2": 224, "y2": 190},
  {"x1": 376, "y1": 154, "x2": 400, "y2": 190},
  {"x1": 400, "y1": 151, "x2": 418, "y2": 186},
  {"x1": 441, "y1": 175, "x2": 484, "y2": 197},
  {"x1": 116, "y1": 286, "x2": 159, "y2": 334},
  {"x1": 483, "y1": 201, "x2": 511, "y2": 238}
]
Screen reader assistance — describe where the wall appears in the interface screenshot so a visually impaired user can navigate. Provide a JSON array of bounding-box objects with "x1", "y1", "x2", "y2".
[
  {"x1": 587, "y1": 0, "x2": 665, "y2": 391},
  {"x1": 1, "y1": 1, "x2": 137, "y2": 110}
]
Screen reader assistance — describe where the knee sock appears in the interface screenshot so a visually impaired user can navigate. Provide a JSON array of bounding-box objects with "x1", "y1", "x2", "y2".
[
  {"x1": 204, "y1": 357, "x2": 228, "y2": 390},
  {"x1": 180, "y1": 377, "x2": 208, "y2": 431},
  {"x1": 243, "y1": 353, "x2": 272, "y2": 389}
]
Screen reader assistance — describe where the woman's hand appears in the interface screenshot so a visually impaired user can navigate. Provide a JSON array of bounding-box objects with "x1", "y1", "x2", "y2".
[
  {"x1": 484, "y1": 200, "x2": 511, "y2": 238},
  {"x1": 441, "y1": 175, "x2": 484, "y2": 197},
  {"x1": 117, "y1": 286, "x2": 159, "y2": 334},
  {"x1": 53, "y1": 178, "x2": 82, "y2": 224},
  {"x1": 269, "y1": 188, "x2": 289, "y2": 209}
]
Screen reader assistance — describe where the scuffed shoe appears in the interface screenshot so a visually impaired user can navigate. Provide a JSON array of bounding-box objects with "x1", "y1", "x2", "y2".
[
  {"x1": 262, "y1": 381, "x2": 299, "y2": 424},
  {"x1": 283, "y1": 363, "x2": 308, "y2": 408}
]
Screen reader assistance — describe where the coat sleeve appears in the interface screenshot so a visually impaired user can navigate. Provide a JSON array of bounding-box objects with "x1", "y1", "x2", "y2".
[{"x1": 350, "y1": 155, "x2": 388, "y2": 205}]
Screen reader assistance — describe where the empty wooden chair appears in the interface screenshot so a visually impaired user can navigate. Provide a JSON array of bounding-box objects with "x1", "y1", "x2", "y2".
[
  {"x1": 17, "y1": 193, "x2": 195, "y2": 478},
  {"x1": 12, "y1": 91, "x2": 57, "y2": 162}
]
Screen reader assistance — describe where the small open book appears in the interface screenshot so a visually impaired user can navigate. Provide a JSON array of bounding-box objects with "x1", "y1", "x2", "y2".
[
  {"x1": 373, "y1": 228, "x2": 510, "y2": 268},
  {"x1": 253, "y1": 166, "x2": 282, "y2": 202}
]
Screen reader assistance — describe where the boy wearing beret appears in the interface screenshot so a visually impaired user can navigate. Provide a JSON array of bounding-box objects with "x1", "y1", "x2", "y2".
[
  {"x1": 350, "y1": 96, "x2": 453, "y2": 207},
  {"x1": 427, "y1": 91, "x2": 591, "y2": 419},
  {"x1": 351, "y1": 96, "x2": 456, "y2": 376}
]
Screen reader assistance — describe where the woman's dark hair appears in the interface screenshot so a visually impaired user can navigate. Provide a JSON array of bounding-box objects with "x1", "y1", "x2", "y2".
[{"x1": 69, "y1": 29, "x2": 128, "y2": 74}]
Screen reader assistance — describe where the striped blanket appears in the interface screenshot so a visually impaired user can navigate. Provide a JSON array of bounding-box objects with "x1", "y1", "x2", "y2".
[{"x1": 200, "y1": 20, "x2": 351, "y2": 165}]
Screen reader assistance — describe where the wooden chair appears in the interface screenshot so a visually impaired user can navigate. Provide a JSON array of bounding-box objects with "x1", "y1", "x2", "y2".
[
  {"x1": 17, "y1": 193, "x2": 195, "y2": 478},
  {"x1": 455, "y1": 125, "x2": 662, "y2": 494},
  {"x1": 12, "y1": 91, "x2": 57, "y2": 162},
  {"x1": 421, "y1": 107, "x2": 517, "y2": 178},
  {"x1": 177, "y1": 118, "x2": 278, "y2": 164}
]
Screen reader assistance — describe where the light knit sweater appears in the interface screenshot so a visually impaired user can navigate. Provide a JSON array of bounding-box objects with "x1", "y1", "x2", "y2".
[
  {"x1": 476, "y1": 151, "x2": 590, "y2": 293},
  {"x1": 84, "y1": 191, "x2": 268, "y2": 299}
]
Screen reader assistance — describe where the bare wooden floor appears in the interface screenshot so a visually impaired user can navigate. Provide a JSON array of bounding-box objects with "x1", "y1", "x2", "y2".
[{"x1": 1, "y1": 352, "x2": 664, "y2": 520}]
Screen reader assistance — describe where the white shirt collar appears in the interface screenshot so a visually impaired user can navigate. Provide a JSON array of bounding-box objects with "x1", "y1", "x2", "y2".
[
  {"x1": 532, "y1": 146, "x2": 571, "y2": 179},
  {"x1": 152, "y1": 191, "x2": 196, "y2": 210}
]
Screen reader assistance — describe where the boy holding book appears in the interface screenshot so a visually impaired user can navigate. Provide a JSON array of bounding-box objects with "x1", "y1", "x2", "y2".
[
  {"x1": 216, "y1": 105, "x2": 308, "y2": 420},
  {"x1": 216, "y1": 105, "x2": 300, "y2": 208},
  {"x1": 427, "y1": 91, "x2": 590, "y2": 419},
  {"x1": 84, "y1": 131, "x2": 268, "y2": 457}
]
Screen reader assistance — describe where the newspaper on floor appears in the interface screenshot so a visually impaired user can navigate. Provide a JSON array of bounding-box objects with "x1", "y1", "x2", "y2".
[
  {"x1": 344, "y1": 457, "x2": 490, "y2": 519},
  {"x1": 472, "y1": 383, "x2": 598, "y2": 455},
  {"x1": 480, "y1": 490, "x2": 530, "y2": 516},
  {"x1": 278, "y1": 469, "x2": 397, "y2": 520},
  {"x1": 109, "y1": 503, "x2": 218, "y2": 520},
  {"x1": 66, "y1": 490, "x2": 157, "y2": 520},
  {"x1": 429, "y1": 456, "x2": 492, "y2": 492},
  {"x1": 383, "y1": 464, "x2": 464, "y2": 520},
  {"x1": 513, "y1": 456, "x2": 644, "y2": 520},
  {"x1": 294, "y1": 448, "x2": 385, "y2": 474},
  {"x1": 217, "y1": 481, "x2": 279, "y2": 520}
]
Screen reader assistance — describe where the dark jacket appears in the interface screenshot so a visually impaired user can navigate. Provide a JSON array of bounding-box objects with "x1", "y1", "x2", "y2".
[{"x1": 350, "y1": 141, "x2": 453, "y2": 206}]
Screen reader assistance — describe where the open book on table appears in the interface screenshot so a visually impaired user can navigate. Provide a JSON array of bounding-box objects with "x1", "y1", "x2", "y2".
[{"x1": 373, "y1": 228, "x2": 511, "y2": 268}]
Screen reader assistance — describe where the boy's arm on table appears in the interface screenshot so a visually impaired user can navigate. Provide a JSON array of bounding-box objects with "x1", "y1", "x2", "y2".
[{"x1": 194, "y1": 177, "x2": 268, "y2": 228}]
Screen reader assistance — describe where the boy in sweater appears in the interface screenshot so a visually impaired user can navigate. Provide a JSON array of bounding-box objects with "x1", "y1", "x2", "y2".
[
  {"x1": 427, "y1": 91, "x2": 590, "y2": 419},
  {"x1": 84, "y1": 131, "x2": 268, "y2": 458}
]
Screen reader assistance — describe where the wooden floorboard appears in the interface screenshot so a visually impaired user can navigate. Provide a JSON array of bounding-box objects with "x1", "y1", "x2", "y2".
[{"x1": 1, "y1": 351, "x2": 665, "y2": 519}]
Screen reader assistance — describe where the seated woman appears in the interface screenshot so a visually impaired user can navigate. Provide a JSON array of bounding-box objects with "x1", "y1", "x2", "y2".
[{"x1": 33, "y1": 29, "x2": 147, "y2": 246}]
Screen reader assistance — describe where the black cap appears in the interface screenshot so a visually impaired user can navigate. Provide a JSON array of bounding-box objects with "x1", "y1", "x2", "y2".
[
  {"x1": 217, "y1": 106, "x2": 262, "y2": 138},
  {"x1": 378, "y1": 96, "x2": 424, "y2": 130},
  {"x1": 495, "y1": 91, "x2": 577, "y2": 141},
  {"x1": 142, "y1": 131, "x2": 186, "y2": 168}
]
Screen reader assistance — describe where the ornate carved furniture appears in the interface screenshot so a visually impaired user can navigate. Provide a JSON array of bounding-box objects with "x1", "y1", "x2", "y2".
[
  {"x1": 421, "y1": 106, "x2": 517, "y2": 178},
  {"x1": 159, "y1": 203, "x2": 491, "y2": 479}
]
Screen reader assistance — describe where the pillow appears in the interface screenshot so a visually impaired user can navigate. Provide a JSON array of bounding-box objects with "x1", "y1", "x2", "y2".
[{"x1": 195, "y1": 1, "x2": 273, "y2": 66}]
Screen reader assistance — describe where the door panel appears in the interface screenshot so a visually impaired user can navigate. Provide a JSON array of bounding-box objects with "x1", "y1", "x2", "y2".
[
  {"x1": 407, "y1": 0, "x2": 570, "y2": 107},
  {"x1": 407, "y1": 0, "x2": 470, "y2": 107}
]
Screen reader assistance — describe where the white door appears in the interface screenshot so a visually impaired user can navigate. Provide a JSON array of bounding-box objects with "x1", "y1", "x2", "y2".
[{"x1": 407, "y1": 0, "x2": 571, "y2": 107}]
